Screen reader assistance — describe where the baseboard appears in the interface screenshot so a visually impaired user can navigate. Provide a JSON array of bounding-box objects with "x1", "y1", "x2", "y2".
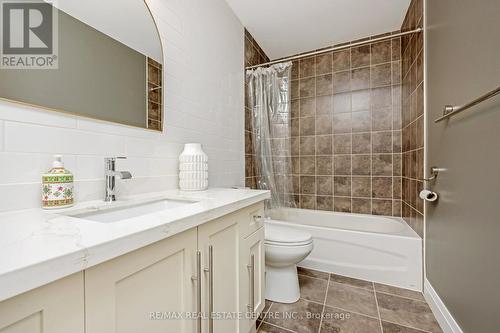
[{"x1": 424, "y1": 279, "x2": 463, "y2": 333}]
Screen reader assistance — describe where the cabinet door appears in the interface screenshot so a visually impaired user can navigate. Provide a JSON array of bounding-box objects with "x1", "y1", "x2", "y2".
[
  {"x1": 0, "y1": 273, "x2": 84, "y2": 333},
  {"x1": 197, "y1": 213, "x2": 241, "y2": 333},
  {"x1": 239, "y1": 227, "x2": 265, "y2": 333},
  {"x1": 85, "y1": 228, "x2": 197, "y2": 333}
]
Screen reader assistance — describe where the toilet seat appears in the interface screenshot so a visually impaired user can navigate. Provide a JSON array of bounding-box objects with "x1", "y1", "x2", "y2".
[
  {"x1": 264, "y1": 222, "x2": 312, "y2": 246},
  {"x1": 265, "y1": 239, "x2": 313, "y2": 247}
]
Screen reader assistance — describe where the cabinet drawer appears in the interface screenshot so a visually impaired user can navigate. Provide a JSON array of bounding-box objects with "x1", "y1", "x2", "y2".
[{"x1": 239, "y1": 202, "x2": 265, "y2": 238}]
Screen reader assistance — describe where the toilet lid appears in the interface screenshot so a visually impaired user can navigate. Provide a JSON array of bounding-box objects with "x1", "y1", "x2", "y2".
[{"x1": 264, "y1": 221, "x2": 312, "y2": 244}]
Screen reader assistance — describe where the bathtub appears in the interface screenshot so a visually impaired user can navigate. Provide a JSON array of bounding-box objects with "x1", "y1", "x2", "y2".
[{"x1": 268, "y1": 208, "x2": 423, "y2": 291}]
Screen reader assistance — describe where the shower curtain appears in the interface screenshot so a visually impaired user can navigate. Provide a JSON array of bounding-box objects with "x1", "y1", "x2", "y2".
[{"x1": 246, "y1": 62, "x2": 295, "y2": 209}]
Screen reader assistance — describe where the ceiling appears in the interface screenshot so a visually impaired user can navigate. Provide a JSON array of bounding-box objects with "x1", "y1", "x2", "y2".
[{"x1": 225, "y1": 0, "x2": 411, "y2": 60}]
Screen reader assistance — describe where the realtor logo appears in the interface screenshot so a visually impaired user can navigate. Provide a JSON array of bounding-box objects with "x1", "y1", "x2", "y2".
[{"x1": 1, "y1": 0, "x2": 58, "y2": 69}]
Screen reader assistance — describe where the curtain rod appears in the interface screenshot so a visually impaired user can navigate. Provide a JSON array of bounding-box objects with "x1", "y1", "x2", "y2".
[{"x1": 246, "y1": 27, "x2": 422, "y2": 70}]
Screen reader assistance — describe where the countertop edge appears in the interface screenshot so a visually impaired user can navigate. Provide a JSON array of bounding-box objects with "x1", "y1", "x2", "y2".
[{"x1": 0, "y1": 190, "x2": 269, "y2": 302}]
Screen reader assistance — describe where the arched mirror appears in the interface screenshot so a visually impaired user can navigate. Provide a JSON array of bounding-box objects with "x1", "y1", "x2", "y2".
[{"x1": 0, "y1": 0, "x2": 163, "y2": 131}]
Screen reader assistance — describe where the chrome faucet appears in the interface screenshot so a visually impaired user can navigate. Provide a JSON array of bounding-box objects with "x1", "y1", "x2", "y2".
[{"x1": 104, "y1": 157, "x2": 132, "y2": 202}]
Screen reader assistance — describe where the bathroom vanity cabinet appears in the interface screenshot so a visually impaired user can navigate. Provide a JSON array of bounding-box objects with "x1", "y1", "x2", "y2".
[
  {"x1": 0, "y1": 202, "x2": 265, "y2": 333},
  {"x1": 84, "y1": 227, "x2": 198, "y2": 333},
  {"x1": 0, "y1": 273, "x2": 85, "y2": 333},
  {"x1": 239, "y1": 226, "x2": 266, "y2": 333}
]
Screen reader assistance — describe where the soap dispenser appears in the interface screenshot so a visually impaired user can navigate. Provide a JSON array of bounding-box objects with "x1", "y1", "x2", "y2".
[{"x1": 42, "y1": 155, "x2": 74, "y2": 209}]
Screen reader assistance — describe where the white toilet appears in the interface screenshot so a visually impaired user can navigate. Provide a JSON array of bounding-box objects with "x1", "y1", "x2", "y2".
[{"x1": 264, "y1": 221, "x2": 313, "y2": 303}]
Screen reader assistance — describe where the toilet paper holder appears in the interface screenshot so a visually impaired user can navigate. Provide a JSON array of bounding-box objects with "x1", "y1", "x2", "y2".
[
  {"x1": 418, "y1": 167, "x2": 443, "y2": 203},
  {"x1": 419, "y1": 166, "x2": 442, "y2": 183},
  {"x1": 420, "y1": 189, "x2": 438, "y2": 202}
]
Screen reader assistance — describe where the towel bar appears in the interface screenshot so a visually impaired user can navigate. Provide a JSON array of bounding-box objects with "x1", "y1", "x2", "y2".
[{"x1": 434, "y1": 86, "x2": 500, "y2": 123}]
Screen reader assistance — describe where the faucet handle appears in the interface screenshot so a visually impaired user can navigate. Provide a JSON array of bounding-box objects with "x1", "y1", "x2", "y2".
[
  {"x1": 118, "y1": 171, "x2": 132, "y2": 179},
  {"x1": 105, "y1": 156, "x2": 127, "y2": 161}
]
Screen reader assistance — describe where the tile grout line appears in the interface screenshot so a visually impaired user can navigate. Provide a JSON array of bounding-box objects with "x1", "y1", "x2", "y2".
[
  {"x1": 322, "y1": 303, "x2": 381, "y2": 321},
  {"x1": 313, "y1": 54, "x2": 317, "y2": 210},
  {"x1": 256, "y1": 302, "x2": 273, "y2": 331},
  {"x1": 325, "y1": 275, "x2": 425, "y2": 301},
  {"x1": 317, "y1": 273, "x2": 330, "y2": 333},
  {"x1": 373, "y1": 281, "x2": 384, "y2": 333},
  {"x1": 297, "y1": 272, "x2": 329, "y2": 282},
  {"x1": 299, "y1": 297, "x2": 326, "y2": 307},
  {"x1": 293, "y1": 43, "x2": 400, "y2": 212},
  {"x1": 295, "y1": 59, "x2": 398, "y2": 80},
  {"x1": 368, "y1": 43, "x2": 373, "y2": 214},
  {"x1": 329, "y1": 279, "x2": 374, "y2": 292},
  {"x1": 264, "y1": 268, "x2": 438, "y2": 333},
  {"x1": 262, "y1": 296, "x2": 324, "y2": 332},
  {"x1": 314, "y1": 56, "x2": 318, "y2": 210},
  {"x1": 292, "y1": 129, "x2": 401, "y2": 136},
  {"x1": 0, "y1": 120, "x2": 4, "y2": 152},
  {"x1": 374, "y1": 289, "x2": 426, "y2": 303},
  {"x1": 381, "y1": 318, "x2": 435, "y2": 333},
  {"x1": 349, "y1": 45, "x2": 354, "y2": 213},
  {"x1": 261, "y1": 321, "x2": 297, "y2": 333},
  {"x1": 390, "y1": 37, "x2": 396, "y2": 217}
]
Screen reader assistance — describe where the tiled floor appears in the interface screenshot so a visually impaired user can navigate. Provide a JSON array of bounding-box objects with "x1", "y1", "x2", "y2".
[{"x1": 257, "y1": 267, "x2": 443, "y2": 333}]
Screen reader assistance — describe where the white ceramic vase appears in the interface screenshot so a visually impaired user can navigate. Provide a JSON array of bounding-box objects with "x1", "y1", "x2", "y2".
[{"x1": 179, "y1": 143, "x2": 208, "y2": 191}]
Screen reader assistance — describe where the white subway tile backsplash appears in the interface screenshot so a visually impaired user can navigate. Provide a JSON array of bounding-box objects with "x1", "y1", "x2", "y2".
[
  {"x1": 0, "y1": 100, "x2": 77, "y2": 128},
  {"x1": 75, "y1": 155, "x2": 178, "y2": 181},
  {"x1": 0, "y1": 0, "x2": 245, "y2": 211},
  {"x1": 0, "y1": 120, "x2": 4, "y2": 151},
  {"x1": 4, "y1": 122, "x2": 126, "y2": 155},
  {"x1": 116, "y1": 175, "x2": 178, "y2": 197},
  {"x1": 0, "y1": 183, "x2": 41, "y2": 212},
  {"x1": 73, "y1": 179, "x2": 105, "y2": 203},
  {"x1": 124, "y1": 137, "x2": 160, "y2": 157},
  {"x1": 0, "y1": 153, "x2": 76, "y2": 184},
  {"x1": 74, "y1": 156, "x2": 106, "y2": 180},
  {"x1": 76, "y1": 118, "x2": 163, "y2": 139},
  {"x1": 152, "y1": 141, "x2": 184, "y2": 159},
  {"x1": 122, "y1": 157, "x2": 178, "y2": 178}
]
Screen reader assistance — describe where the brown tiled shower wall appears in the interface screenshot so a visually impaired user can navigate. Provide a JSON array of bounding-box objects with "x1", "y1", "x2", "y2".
[
  {"x1": 401, "y1": 0, "x2": 424, "y2": 236},
  {"x1": 245, "y1": 2, "x2": 424, "y2": 225},
  {"x1": 244, "y1": 29, "x2": 270, "y2": 189},
  {"x1": 286, "y1": 34, "x2": 404, "y2": 216},
  {"x1": 245, "y1": 31, "x2": 403, "y2": 216}
]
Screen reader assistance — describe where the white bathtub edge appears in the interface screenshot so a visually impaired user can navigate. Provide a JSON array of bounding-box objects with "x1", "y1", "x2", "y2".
[
  {"x1": 268, "y1": 210, "x2": 422, "y2": 291},
  {"x1": 424, "y1": 278, "x2": 464, "y2": 333}
]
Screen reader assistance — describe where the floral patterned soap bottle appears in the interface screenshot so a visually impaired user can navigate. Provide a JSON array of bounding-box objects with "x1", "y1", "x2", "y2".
[{"x1": 42, "y1": 155, "x2": 74, "y2": 209}]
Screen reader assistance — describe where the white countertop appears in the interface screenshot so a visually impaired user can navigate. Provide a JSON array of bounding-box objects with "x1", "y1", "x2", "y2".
[{"x1": 0, "y1": 188, "x2": 269, "y2": 302}]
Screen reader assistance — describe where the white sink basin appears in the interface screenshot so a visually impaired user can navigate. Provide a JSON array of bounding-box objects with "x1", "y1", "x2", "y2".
[{"x1": 65, "y1": 198, "x2": 196, "y2": 223}]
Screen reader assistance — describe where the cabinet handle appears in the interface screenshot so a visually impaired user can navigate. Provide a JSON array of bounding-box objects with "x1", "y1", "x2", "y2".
[
  {"x1": 247, "y1": 254, "x2": 255, "y2": 316},
  {"x1": 191, "y1": 251, "x2": 202, "y2": 333},
  {"x1": 253, "y1": 215, "x2": 263, "y2": 222},
  {"x1": 204, "y1": 245, "x2": 214, "y2": 333}
]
